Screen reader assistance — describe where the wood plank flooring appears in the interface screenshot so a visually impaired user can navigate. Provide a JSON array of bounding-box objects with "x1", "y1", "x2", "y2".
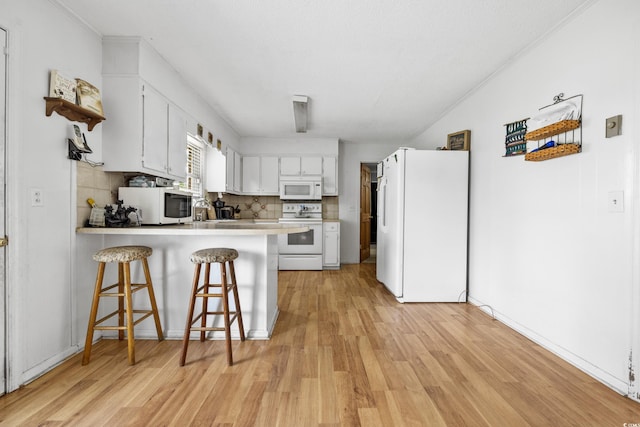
[{"x1": 1, "y1": 264, "x2": 639, "y2": 426}]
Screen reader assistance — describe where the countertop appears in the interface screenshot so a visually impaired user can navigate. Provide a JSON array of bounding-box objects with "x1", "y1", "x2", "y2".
[{"x1": 76, "y1": 220, "x2": 308, "y2": 236}]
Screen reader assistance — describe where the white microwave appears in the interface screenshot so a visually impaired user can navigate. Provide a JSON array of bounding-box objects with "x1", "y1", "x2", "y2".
[
  {"x1": 118, "y1": 187, "x2": 193, "y2": 225},
  {"x1": 279, "y1": 177, "x2": 322, "y2": 200}
]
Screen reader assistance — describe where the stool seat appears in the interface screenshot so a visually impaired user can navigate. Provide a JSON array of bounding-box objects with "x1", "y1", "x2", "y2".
[
  {"x1": 93, "y1": 245, "x2": 153, "y2": 263},
  {"x1": 190, "y1": 248, "x2": 238, "y2": 264},
  {"x1": 181, "y1": 247, "x2": 245, "y2": 366}
]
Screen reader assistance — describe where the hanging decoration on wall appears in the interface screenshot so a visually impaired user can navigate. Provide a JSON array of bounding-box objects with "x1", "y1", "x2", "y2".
[
  {"x1": 524, "y1": 93, "x2": 583, "y2": 162},
  {"x1": 503, "y1": 118, "x2": 528, "y2": 157}
]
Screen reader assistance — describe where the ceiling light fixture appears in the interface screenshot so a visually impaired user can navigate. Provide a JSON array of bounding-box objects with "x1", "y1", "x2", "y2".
[{"x1": 292, "y1": 95, "x2": 308, "y2": 133}]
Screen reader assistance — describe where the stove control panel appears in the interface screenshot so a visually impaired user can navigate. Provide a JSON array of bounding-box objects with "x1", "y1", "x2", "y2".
[{"x1": 281, "y1": 202, "x2": 322, "y2": 218}]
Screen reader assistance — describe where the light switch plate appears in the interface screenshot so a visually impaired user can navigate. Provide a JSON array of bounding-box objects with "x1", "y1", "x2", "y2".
[{"x1": 606, "y1": 115, "x2": 622, "y2": 138}]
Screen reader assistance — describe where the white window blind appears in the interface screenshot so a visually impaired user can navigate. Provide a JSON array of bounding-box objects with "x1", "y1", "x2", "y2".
[{"x1": 186, "y1": 135, "x2": 204, "y2": 196}]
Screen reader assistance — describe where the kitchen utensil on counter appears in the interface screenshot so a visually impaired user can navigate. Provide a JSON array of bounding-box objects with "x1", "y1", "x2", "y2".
[{"x1": 219, "y1": 206, "x2": 234, "y2": 219}]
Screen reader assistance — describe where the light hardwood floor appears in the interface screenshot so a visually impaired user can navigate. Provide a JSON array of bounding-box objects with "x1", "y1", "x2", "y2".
[{"x1": 1, "y1": 264, "x2": 639, "y2": 426}]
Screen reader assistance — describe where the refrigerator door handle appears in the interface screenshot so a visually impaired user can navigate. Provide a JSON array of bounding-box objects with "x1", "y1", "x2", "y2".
[{"x1": 379, "y1": 177, "x2": 387, "y2": 232}]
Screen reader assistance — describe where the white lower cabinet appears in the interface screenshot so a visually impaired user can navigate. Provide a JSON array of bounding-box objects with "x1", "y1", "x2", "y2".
[
  {"x1": 322, "y1": 156, "x2": 338, "y2": 196},
  {"x1": 323, "y1": 222, "x2": 340, "y2": 269}
]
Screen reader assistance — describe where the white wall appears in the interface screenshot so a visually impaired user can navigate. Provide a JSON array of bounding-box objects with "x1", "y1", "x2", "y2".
[
  {"x1": 239, "y1": 136, "x2": 339, "y2": 156},
  {"x1": 411, "y1": 0, "x2": 640, "y2": 396},
  {"x1": 339, "y1": 141, "x2": 401, "y2": 263},
  {"x1": 0, "y1": 0, "x2": 103, "y2": 389}
]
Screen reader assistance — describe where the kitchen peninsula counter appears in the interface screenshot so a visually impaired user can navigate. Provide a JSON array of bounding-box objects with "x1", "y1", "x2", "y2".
[
  {"x1": 76, "y1": 220, "x2": 306, "y2": 235},
  {"x1": 75, "y1": 220, "x2": 308, "y2": 342}
]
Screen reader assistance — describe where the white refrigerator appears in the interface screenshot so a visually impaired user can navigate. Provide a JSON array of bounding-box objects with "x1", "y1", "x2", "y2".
[{"x1": 376, "y1": 148, "x2": 469, "y2": 302}]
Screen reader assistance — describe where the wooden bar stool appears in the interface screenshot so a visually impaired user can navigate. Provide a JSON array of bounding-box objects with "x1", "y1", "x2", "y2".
[
  {"x1": 180, "y1": 248, "x2": 245, "y2": 366},
  {"x1": 82, "y1": 245, "x2": 163, "y2": 365}
]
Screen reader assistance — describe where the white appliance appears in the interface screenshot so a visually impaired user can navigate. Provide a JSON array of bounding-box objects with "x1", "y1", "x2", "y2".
[
  {"x1": 279, "y1": 176, "x2": 322, "y2": 200},
  {"x1": 118, "y1": 187, "x2": 193, "y2": 225},
  {"x1": 278, "y1": 202, "x2": 323, "y2": 270},
  {"x1": 376, "y1": 148, "x2": 469, "y2": 302}
]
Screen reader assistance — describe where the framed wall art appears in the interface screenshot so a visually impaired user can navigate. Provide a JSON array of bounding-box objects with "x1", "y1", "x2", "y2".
[{"x1": 447, "y1": 130, "x2": 470, "y2": 151}]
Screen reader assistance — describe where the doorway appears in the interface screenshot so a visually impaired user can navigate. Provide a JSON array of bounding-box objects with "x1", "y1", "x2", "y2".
[{"x1": 360, "y1": 163, "x2": 378, "y2": 264}]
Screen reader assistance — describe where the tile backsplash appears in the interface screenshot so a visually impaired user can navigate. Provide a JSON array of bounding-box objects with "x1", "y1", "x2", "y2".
[
  {"x1": 76, "y1": 161, "x2": 339, "y2": 227},
  {"x1": 209, "y1": 193, "x2": 339, "y2": 220},
  {"x1": 76, "y1": 162, "x2": 126, "y2": 228}
]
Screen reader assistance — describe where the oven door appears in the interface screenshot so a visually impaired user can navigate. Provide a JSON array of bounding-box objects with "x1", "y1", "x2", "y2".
[{"x1": 278, "y1": 222, "x2": 323, "y2": 254}]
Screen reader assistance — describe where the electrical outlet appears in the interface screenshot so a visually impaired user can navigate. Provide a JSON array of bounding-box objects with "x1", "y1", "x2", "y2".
[{"x1": 30, "y1": 188, "x2": 43, "y2": 207}]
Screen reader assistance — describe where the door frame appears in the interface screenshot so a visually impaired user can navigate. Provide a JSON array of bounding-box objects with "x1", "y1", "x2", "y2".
[
  {"x1": 359, "y1": 163, "x2": 371, "y2": 262},
  {"x1": 3, "y1": 24, "x2": 20, "y2": 394},
  {"x1": 0, "y1": 26, "x2": 6, "y2": 395}
]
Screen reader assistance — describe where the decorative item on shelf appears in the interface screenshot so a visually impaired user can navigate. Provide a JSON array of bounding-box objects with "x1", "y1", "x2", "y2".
[
  {"x1": 49, "y1": 69, "x2": 77, "y2": 103},
  {"x1": 447, "y1": 130, "x2": 470, "y2": 151},
  {"x1": 45, "y1": 69, "x2": 106, "y2": 131},
  {"x1": 503, "y1": 118, "x2": 528, "y2": 157},
  {"x1": 525, "y1": 93, "x2": 583, "y2": 162},
  {"x1": 75, "y1": 78, "x2": 104, "y2": 116}
]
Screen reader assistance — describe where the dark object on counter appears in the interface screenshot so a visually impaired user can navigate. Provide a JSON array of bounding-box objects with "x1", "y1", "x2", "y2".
[
  {"x1": 104, "y1": 200, "x2": 138, "y2": 227},
  {"x1": 218, "y1": 206, "x2": 235, "y2": 219},
  {"x1": 212, "y1": 197, "x2": 228, "y2": 219}
]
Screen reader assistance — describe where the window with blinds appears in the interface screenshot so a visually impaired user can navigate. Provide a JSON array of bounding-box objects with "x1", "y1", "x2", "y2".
[{"x1": 186, "y1": 135, "x2": 204, "y2": 196}]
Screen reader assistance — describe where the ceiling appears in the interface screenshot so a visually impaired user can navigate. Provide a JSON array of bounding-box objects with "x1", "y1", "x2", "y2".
[{"x1": 56, "y1": 0, "x2": 591, "y2": 143}]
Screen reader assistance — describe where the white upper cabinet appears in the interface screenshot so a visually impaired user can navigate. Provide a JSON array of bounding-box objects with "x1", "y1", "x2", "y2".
[
  {"x1": 242, "y1": 156, "x2": 260, "y2": 194},
  {"x1": 224, "y1": 147, "x2": 242, "y2": 194},
  {"x1": 205, "y1": 147, "x2": 226, "y2": 193},
  {"x1": 102, "y1": 38, "x2": 192, "y2": 181},
  {"x1": 141, "y1": 85, "x2": 168, "y2": 174},
  {"x1": 233, "y1": 151, "x2": 242, "y2": 193},
  {"x1": 225, "y1": 146, "x2": 236, "y2": 193},
  {"x1": 261, "y1": 156, "x2": 280, "y2": 193},
  {"x1": 243, "y1": 156, "x2": 279, "y2": 195},
  {"x1": 280, "y1": 156, "x2": 322, "y2": 176},
  {"x1": 167, "y1": 103, "x2": 187, "y2": 178},
  {"x1": 102, "y1": 78, "x2": 187, "y2": 181},
  {"x1": 322, "y1": 156, "x2": 338, "y2": 196}
]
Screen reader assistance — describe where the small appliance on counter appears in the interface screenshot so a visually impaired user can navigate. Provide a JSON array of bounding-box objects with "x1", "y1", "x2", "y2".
[
  {"x1": 118, "y1": 187, "x2": 192, "y2": 225},
  {"x1": 208, "y1": 197, "x2": 240, "y2": 220}
]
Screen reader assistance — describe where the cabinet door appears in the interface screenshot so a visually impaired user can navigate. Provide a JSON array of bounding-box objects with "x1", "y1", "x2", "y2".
[
  {"x1": 206, "y1": 146, "x2": 226, "y2": 192},
  {"x1": 324, "y1": 231, "x2": 339, "y2": 266},
  {"x1": 242, "y1": 156, "x2": 260, "y2": 193},
  {"x1": 142, "y1": 85, "x2": 168, "y2": 174},
  {"x1": 233, "y1": 151, "x2": 242, "y2": 193},
  {"x1": 280, "y1": 156, "x2": 300, "y2": 175},
  {"x1": 301, "y1": 156, "x2": 322, "y2": 175},
  {"x1": 167, "y1": 103, "x2": 187, "y2": 180},
  {"x1": 322, "y1": 156, "x2": 338, "y2": 195},
  {"x1": 225, "y1": 147, "x2": 235, "y2": 192},
  {"x1": 261, "y1": 156, "x2": 280, "y2": 194}
]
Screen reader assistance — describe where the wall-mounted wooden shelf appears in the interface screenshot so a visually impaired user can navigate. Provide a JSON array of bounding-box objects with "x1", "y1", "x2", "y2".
[{"x1": 44, "y1": 97, "x2": 105, "y2": 131}]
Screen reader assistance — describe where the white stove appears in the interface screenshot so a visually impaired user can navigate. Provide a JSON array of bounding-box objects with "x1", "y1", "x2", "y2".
[{"x1": 278, "y1": 202, "x2": 323, "y2": 270}]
